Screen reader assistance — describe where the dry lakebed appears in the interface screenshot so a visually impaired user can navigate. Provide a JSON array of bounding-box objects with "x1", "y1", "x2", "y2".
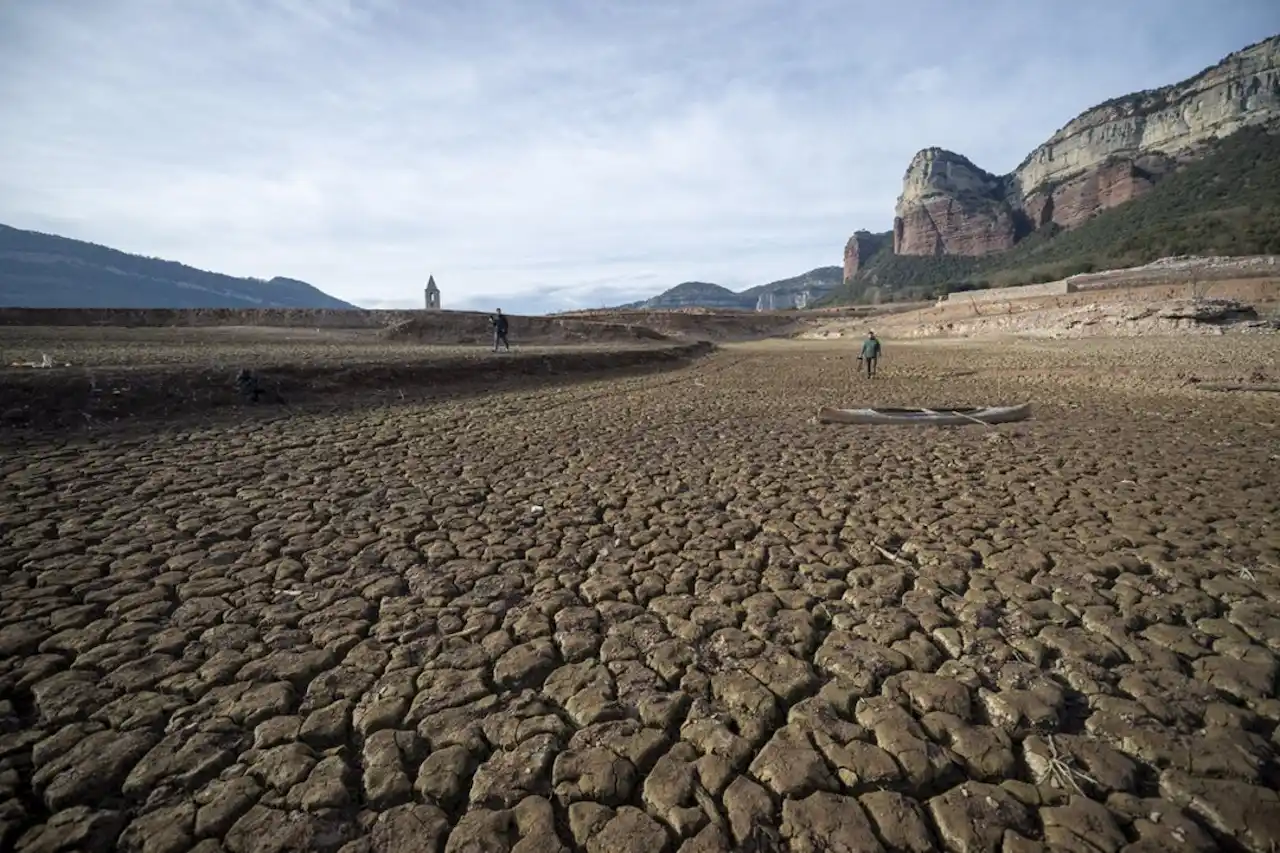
[{"x1": 1, "y1": 331, "x2": 1279, "y2": 853}]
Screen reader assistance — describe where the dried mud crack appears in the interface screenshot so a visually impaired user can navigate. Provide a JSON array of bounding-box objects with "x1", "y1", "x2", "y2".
[{"x1": 2, "y1": 335, "x2": 1279, "y2": 853}]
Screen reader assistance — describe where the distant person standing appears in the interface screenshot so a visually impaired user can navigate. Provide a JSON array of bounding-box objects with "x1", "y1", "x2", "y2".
[
  {"x1": 859, "y1": 331, "x2": 881, "y2": 378},
  {"x1": 490, "y1": 308, "x2": 511, "y2": 352}
]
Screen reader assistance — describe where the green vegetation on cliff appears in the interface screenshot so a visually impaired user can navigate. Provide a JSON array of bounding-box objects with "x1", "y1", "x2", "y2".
[
  {"x1": 828, "y1": 126, "x2": 1280, "y2": 304},
  {"x1": 836, "y1": 251, "x2": 977, "y2": 303}
]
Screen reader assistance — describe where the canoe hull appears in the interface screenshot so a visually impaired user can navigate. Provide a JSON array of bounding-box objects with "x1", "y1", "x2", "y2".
[{"x1": 817, "y1": 402, "x2": 1032, "y2": 426}]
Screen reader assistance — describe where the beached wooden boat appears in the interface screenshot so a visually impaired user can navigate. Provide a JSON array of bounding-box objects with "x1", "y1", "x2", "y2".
[{"x1": 817, "y1": 402, "x2": 1032, "y2": 426}]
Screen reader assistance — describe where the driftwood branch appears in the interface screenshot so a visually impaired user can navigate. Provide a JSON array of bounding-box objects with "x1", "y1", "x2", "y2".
[{"x1": 873, "y1": 543, "x2": 910, "y2": 565}]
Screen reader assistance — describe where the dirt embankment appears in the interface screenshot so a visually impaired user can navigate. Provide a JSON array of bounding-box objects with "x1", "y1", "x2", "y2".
[
  {"x1": 806, "y1": 276, "x2": 1280, "y2": 340},
  {"x1": 558, "y1": 302, "x2": 951, "y2": 340},
  {"x1": 555, "y1": 308, "x2": 816, "y2": 341},
  {"x1": 0, "y1": 340, "x2": 713, "y2": 433},
  {"x1": 379, "y1": 314, "x2": 669, "y2": 345},
  {"x1": 0, "y1": 303, "x2": 924, "y2": 346},
  {"x1": 1064, "y1": 254, "x2": 1280, "y2": 291},
  {"x1": 0, "y1": 307, "x2": 678, "y2": 345}
]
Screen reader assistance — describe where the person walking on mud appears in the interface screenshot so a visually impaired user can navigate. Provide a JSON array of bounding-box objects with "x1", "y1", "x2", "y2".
[
  {"x1": 490, "y1": 308, "x2": 511, "y2": 352},
  {"x1": 858, "y1": 331, "x2": 881, "y2": 378}
]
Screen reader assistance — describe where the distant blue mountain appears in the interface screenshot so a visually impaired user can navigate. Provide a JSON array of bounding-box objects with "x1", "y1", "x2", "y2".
[{"x1": 621, "y1": 266, "x2": 842, "y2": 310}]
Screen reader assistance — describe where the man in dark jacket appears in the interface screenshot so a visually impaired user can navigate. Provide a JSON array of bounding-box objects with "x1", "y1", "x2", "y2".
[
  {"x1": 858, "y1": 331, "x2": 881, "y2": 378},
  {"x1": 491, "y1": 308, "x2": 510, "y2": 352}
]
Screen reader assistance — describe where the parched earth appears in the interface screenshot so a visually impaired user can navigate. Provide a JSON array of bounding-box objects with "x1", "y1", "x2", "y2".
[
  {"x1": 0, "y1": 327, "x2": 712, "y2": 431},
  {"x1": 2, "y1": 336, "x2": 1280, "y2": 853}
]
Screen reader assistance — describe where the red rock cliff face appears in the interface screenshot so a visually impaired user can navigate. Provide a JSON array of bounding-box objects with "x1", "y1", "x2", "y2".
[
  {"x1": 843, "y1": 235, "x2": 862, "y2": 279},
  {"x1": 892, "y1": 197, "x2": 1019, "y2": 256},
  {"x1": 881, "y1": 35, "x2": 1280, "y2": 259},
  {"x1": 843, "y1": 231, "x2": 891, "y2": 279},
  {"x1": 892, "y1": 149, "x2": 1018, "y2": 256},
  {"x1": 1022, "y1": 154, "x2": 1176, "y2": 230}
]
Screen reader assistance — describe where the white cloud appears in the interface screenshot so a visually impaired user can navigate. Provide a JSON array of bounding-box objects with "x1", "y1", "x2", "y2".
[{"x1": 0, "y1": 0, "x2": 1275, "y2": 312}]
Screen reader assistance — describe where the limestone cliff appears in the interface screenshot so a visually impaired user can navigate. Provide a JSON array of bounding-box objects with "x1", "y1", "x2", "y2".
[{"x1": 888, "y1": 34, "x2": 1280, "y2": 257}]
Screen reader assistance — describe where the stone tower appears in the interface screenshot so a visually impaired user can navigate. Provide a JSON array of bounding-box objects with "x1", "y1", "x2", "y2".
[{"x1": 424, "y1": 276, "x2": 441, "y2": 311}]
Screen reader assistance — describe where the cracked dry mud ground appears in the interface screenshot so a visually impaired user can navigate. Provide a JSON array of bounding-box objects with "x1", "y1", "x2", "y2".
[{"x1": 2, "y1": 336, "x2": 1279, "y2": 853}]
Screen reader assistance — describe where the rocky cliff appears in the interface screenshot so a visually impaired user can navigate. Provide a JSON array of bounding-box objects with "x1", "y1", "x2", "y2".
[
  {"x1": 891, "y1": 150, "x2": 1020, "y2": 256},
  {"x1": 843, "y1": 231, "x2": 892, "y2": 279},
  {"x1": 887, "y1": 34, "x2": 1280, "y2": 257}
]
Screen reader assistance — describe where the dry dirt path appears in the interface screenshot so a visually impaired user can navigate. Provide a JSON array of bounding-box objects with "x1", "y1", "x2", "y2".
[{"x1": 2, "y1": 338, "x2": 1279, "y2": 853}]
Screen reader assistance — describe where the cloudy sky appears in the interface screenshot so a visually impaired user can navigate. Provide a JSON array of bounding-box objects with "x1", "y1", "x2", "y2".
[{"x1": 1, "y1": 1, "x2": 1275, "y2": 313}]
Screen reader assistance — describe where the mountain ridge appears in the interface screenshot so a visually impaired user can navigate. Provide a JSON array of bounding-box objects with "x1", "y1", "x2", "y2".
[
  {"x1": 0, "y1": 223, "x2": 357, "y2": 310},
  {"x1": 620, "y1": 266, "x2": 842, "y2": 311}
]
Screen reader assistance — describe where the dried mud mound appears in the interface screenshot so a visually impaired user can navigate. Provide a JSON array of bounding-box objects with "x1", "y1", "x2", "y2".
[
  {"x1": 0, "y1": 308, "x2": 675, "y2": 346},
  {"x1": 558, "y1": 309, "x2": 809, "y2": 341},
  {"x1": 379, "y1": 314, "x2": 669, "y2": 345},
  {"x1": 0, "y1": 306, "x2": 810, "y2": 345},
  {"x1": 0, "y1": 342, "x2": 710, "y2": 432}
]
